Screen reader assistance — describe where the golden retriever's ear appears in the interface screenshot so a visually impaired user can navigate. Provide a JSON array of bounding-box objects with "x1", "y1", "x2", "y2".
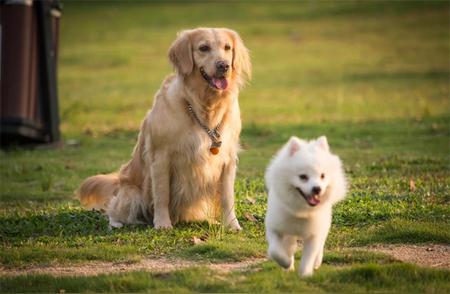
[
  {"x1": 168, "y1": 31, "x2": 193, "y2": 76},
  {"x1": 226, "y1": 29, "x2": 252, "y2": 86}
]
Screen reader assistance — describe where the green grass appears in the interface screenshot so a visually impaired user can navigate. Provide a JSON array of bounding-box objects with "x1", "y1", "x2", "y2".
[
  {"x1": 1, "y1": 1, "x2": 449, "y2": 292},
  {"x1": 1, "y1": 262, "x2": 449, "y2": 293}
]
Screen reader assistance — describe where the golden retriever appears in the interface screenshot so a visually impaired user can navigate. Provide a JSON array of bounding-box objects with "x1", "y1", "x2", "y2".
[{"x1": 78, "y1": 28, "x2": 251, "y2": 230}]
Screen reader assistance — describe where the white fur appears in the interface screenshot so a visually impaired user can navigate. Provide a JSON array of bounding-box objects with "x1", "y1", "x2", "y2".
[{"x1": 264, "y1": 136, "x2": 347, "y2": 277}]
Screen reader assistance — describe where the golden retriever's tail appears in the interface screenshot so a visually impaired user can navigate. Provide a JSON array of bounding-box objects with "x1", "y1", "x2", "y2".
[{"x1": 78, "y1": 174, "x2": 119, "y2": 211}]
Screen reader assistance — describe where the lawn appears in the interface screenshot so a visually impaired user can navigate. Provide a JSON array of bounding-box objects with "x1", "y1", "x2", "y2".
[{"x1": 1, "y1": 1, "x2": 449, "y2": 292}]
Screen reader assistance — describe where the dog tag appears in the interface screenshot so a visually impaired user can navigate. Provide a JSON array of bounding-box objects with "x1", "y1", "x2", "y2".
[{"x1": 210, "y1": 141, "x2": 222, "y2": 155}]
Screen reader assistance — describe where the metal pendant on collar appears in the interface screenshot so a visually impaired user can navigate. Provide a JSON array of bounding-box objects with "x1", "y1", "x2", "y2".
[
  {"x1": 210, "y1": 140, "x2": 222, "y2": 155},
  {"x1": 187, "y1": 102, "x2": 223, "y2": 155}
]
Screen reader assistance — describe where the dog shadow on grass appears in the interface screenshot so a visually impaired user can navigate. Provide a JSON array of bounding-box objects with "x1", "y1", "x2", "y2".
[
  {"x1": 0, "y1": 209, "x2": 131, "y2": 240},
  {"x1": 0, "y1": 207, "x2": 248, "y2": 243}
]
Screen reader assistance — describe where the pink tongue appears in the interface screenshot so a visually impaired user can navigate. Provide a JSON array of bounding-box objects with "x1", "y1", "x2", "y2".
[
  {"x1": 307, "y1": 195, "x2": 320, "y2": 206},
  {"x1": 213, "y1": 78, "x2": 228, "y2": 90}
]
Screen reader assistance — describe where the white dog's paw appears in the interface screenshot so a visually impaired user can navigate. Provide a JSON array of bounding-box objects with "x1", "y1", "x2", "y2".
[
  {"x1": 299, "y1": 268, "x2": 314, "y2": 277},
  {"x1": 268, "y1": 249, "x2": 292, "y2": 270},
  {"x1": 284, "y1": 256, "x2": 295, "y2": 272}
]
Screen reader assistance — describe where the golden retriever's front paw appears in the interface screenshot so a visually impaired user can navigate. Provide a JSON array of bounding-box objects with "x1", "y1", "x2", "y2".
[
  {"x1": 154, "y1": 219, "x2": 173, "y2": 230},
  {"x1": 227, "y1": 220, "x2": 242, "y2": 231},
  {"x1": 154, "y1": 223, "x2": 173, "y2": 230}
]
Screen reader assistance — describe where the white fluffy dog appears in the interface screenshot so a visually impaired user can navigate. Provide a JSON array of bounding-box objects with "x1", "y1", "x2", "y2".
[{"x1": 264, "y1": 136, "x2": 347, "y2": 276}]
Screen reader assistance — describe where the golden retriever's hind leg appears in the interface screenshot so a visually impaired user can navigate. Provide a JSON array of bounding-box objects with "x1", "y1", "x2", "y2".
[
  {"x1": 108, "y1": 217, "x2": 123, "y2": 229},
  {"x1": 106, "y1": 185, "x2": 149, "y2": 227}
]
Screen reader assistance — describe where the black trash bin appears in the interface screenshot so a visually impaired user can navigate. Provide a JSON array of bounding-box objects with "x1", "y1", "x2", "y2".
[{"x1": 0, "y1": 0, "x2": 61, "y2": 146}]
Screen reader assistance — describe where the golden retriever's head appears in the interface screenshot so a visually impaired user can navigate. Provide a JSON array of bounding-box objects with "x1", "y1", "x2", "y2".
[{"x1": 169, "y1": 28, "x2": 251, "y2": 91}]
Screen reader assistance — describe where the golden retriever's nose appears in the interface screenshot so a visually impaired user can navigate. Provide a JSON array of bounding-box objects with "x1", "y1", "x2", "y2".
[{"x1": 216, "y1": 60, "x2": 230, "y2": 74}]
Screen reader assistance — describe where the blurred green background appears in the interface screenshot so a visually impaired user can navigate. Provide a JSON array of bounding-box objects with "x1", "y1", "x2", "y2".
[
  {"x1": 60, "y1": 2, "x2": 449, "y2": 130},
  {"x1": 57, "y1": 1, "x2": 449, "y2": 177}
]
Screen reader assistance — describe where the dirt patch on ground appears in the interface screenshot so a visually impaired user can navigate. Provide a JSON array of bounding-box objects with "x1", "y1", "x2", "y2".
[
  {"x1": 0, "y1": 257, "x2": 266, "y2": 277},
  {"x1": 366, "y1": 244, "x2": 450, "y2": 269},
  {"x1": 2, "y1": 244, "x2": 448, "y2": 277}
]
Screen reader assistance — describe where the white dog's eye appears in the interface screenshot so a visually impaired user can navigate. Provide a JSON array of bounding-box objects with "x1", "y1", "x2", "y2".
[
  {"x1": 199, "y1": 45, "x2": 210, "y2": 52},
  {"x1": 224, "y1": 44, "x2": 231, "y2": 51},
  {"x1": 299, "y1": 174, "x2": 309, "y2": 181},
  {"x1": 321, "y1": 173, "x2": 325, "y2": 179}
]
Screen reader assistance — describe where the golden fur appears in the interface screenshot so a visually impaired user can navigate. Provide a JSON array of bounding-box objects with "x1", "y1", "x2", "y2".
[{"x1": 78, "y1": 28, "x2": 251, "y2": 229}]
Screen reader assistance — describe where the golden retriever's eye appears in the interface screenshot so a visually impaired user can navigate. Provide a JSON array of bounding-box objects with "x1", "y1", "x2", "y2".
[
  {"x1": 299, "y1": 174, "x2": 309, "y2": 181},
  {"x1": 199, "y1": 45, "x2": 210, "y2": 52},
  {"x1": 321, "y1": 173, "x2": 325, "y2": 180},
  {"x1": 224, "y1": 44, "x2": 231, "y2": 51}
]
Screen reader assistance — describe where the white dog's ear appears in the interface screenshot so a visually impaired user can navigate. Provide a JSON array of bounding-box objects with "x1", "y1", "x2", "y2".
[
  {"x1": 316, "y1": 136, "x2": 329, "y2": 151},
  {"x1": 288, "y1": 136, "x2": 301, "y2": 156},
  {"x1": 225, "y1": 29, "x2": 252, "y2": 86},
  {"x1": 168, "y1": 30, "x2": 194, "y2": 76}
]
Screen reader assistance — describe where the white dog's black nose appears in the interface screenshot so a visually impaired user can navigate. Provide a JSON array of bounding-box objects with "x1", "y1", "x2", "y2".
[
  {"x1": 312, "y1": 186, "x2": 321, "y2": 195},
  {"x1": 216, "y1": 60, "x2": 230, "y2": 73}
]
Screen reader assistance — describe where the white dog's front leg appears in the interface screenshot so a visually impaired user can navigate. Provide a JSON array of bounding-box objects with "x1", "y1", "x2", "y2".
[
  {"x1": 299, "y1": 236, "x2": 324, "y2": 277},
  {"x1": 151, "y1": 151, "x2": 172, "y2": 229},
  {"x1": 281, "y1": 234, "x2": 297, "y2": 271},
  {"x1": 220, "y1": 160, "x2": 241, "y2": 231},
  {"x1": 266, "y1": 229, "x2": 295, "y2": 269},
  {"x1": 314, "y1": 247, "x2": 324, "y2": 270}
]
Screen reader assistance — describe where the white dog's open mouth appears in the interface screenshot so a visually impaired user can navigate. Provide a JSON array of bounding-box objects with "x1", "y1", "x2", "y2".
[
  {"x1": 200, "y1": 67, "x2": 228, "y2": 90},
  {"x1": 295, "y1": 187, "x2": 320, "y2": 207}
]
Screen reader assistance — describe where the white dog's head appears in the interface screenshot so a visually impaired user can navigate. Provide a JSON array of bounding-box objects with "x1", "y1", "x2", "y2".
[
  {"x1": 168, "y1": 28, "x2": 251, "y2": 92},
  {"x1": 266, "y1": 136, "x2": 347, "y2": 209}
]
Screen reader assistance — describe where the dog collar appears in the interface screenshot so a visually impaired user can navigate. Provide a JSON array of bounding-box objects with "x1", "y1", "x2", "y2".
[{"x1": 186, "y1": 102, "x2": 223, "y2": 155}]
